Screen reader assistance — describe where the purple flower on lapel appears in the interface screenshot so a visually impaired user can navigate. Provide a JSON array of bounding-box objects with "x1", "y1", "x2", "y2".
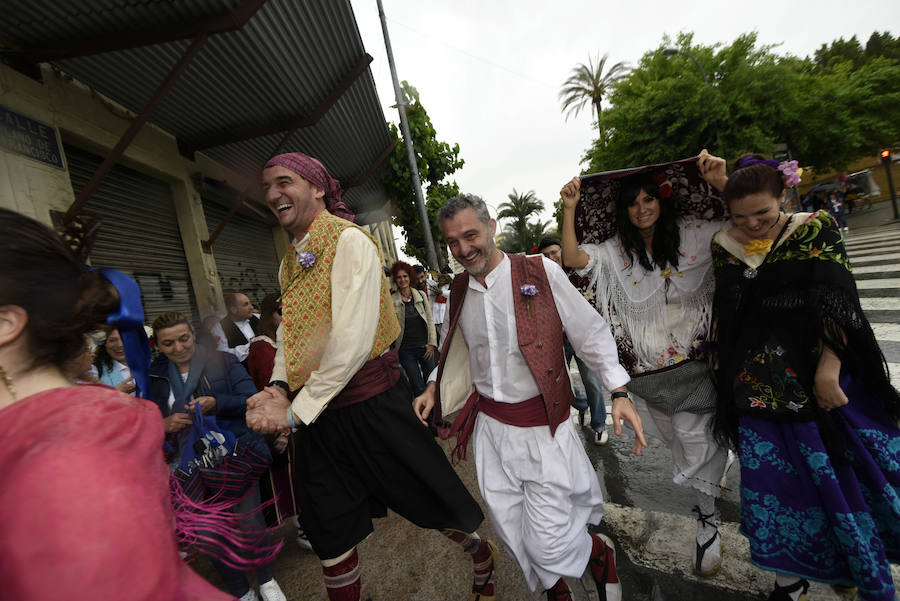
[
  {"x1": 298, "y1": 251, "x2": 316, "y2": 268},
  {"x1": 520, "y1": 284, "x2": 537, "y2": 316}
]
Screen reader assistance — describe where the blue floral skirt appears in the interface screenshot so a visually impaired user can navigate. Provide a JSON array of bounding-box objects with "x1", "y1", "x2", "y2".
[{"x1": 738, "y1": 374, "x2": 900, "y2": 601}]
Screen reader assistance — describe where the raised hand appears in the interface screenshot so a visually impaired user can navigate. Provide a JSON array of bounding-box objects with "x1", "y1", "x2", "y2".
[
  {"x1": 560, "y1": 176, "x2": 582, "y2": 210},
  {"x1": 698, "y1": 149, "x2": 727, "y2": 192}
]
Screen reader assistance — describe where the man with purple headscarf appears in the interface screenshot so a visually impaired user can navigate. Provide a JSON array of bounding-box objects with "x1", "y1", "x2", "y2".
[{"x1": 246, "y1": 153, "x2": 497, "y2": 601}]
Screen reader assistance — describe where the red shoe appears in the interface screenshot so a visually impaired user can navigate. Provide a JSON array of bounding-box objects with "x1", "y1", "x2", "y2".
[{"x1": 580, "y1": 533, "x2": 621, "y2": 601}]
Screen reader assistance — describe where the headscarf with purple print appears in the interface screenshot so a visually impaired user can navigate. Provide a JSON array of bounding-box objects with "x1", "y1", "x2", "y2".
[{"x1": 264, "y1": 153, "x2": 355, "y2": 222}]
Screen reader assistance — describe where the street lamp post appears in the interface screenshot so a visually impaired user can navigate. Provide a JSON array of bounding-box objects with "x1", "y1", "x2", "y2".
[
  {"x1": 376, "y1": 0, "x2": 440, "y2": 270},
  {"x1": 662, "y1": 47, "x2": 722, "y2": 154}
]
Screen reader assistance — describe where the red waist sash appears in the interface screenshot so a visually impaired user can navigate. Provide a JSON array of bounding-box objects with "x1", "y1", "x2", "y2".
[
  {"x1": 445, "y1": 392, "x2": 547, "y2": 464},
  {"x1": 328, "y1": 349, "x2": 401, "y2": 411}
]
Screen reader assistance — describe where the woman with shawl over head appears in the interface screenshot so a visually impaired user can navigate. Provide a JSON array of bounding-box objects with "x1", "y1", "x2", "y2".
[
  {"x1": 710, "y1": 156, "x2": 900, "y2": 601},
  {"x1": 560, "y1": 150, "x2": 733, "y2": 577},
  {"x1": 0, "y1": 207, "x2": 231, "y2": 601}
]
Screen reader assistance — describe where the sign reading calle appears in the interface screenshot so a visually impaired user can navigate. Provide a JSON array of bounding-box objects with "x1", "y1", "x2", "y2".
[{"x1": 0, "y1": 105, "x2": 65, "y2": 170}]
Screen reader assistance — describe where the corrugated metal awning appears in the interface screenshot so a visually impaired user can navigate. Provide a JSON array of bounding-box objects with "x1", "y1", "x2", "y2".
[{"x1": 0, "y1": 0, "x2": 394, "y2": 222}]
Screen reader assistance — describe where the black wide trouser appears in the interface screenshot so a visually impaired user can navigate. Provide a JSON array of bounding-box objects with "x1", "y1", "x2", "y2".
[{"x1": 293, "y1": 379, "x2": 484, "y2": 559}]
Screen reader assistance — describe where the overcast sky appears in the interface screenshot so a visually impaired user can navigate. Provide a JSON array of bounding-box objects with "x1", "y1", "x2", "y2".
[{"x1": 348, "y1": 0, "x2": 899, "y2": 261}]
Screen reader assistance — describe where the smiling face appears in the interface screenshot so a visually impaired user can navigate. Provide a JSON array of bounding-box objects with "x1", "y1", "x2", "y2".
[
  {"x1": 155, "y1": 323, "x2": 196, "y2": 370},
  {"x1": 105, "y1": 329, "x2": 126, "y2": 363},
  {"x1": 729, "y1": 190, "x2": 785, "y2": 240},
  {"x1": 626, "y1": 189, "x2": 660, "y2": 232},
  {"x1": 394, "y1": 269, "x2": 412, "y2": 293},
  {"x1": 440, "y1": 207, "x2": 501, "y2": 280},
  {"x1": 262, "y1": 165, "x2": 326, "y2": 237}
]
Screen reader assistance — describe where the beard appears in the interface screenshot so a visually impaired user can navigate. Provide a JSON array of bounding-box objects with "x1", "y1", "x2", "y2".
[{"x1": 456, "y1": 240, "x2": 496, "y2": 276}]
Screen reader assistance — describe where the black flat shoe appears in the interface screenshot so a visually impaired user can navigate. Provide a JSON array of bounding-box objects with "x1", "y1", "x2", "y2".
[{"x1": 767, "y1": 579, "x2": 810, "y2": 601}]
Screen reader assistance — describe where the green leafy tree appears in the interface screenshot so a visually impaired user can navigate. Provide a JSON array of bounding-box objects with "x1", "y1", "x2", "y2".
[
  {"x1": 496, "y1": 189, "x2": 547, "y2": 253},
  {"x1": 383, "y1": 82, "x2": 464, "y2": 268},
  {"x1": 559, "y1": 53, "x2": 629, "y2": 139},
  {"x1": 583, "y1": 32, "x2": 900, "y2": 174}
]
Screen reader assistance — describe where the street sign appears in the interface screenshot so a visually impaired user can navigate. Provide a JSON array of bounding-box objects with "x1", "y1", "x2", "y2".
[{"x1": 0, "y1": 105, "x2": 65, "y2": 170}]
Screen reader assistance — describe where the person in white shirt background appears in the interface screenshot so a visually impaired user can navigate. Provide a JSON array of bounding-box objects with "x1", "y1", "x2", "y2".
[{"x1": 210, "y1": 292, "x2": 259, "y2": 364}]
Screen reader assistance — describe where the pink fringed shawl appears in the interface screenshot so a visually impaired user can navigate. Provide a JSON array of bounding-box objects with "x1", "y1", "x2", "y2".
[{"x1": 0, "y1": 385, "x2": 233, "y2": 601}]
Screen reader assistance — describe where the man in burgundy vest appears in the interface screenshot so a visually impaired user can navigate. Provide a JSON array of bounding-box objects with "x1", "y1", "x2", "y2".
[{"x1": 414, "y1": 194, "x2": 647, "y2": 601}]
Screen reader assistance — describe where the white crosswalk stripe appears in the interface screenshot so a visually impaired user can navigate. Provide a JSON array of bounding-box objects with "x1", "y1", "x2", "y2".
[
  {"x1": 849, "y1": 252, "x2": 900, "y2": 265},
  {"x1": 846, "y1": 225, "x2": 900, "y2": 388}
]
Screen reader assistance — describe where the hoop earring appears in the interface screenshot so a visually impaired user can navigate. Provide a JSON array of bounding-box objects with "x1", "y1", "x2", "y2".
[{"x1": 0, "y1": 364, "x2": 16, "y2": 401}]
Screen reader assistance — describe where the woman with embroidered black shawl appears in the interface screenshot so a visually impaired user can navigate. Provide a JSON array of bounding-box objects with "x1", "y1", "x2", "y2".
[{"x1": 711, "y1": 156, "x2": 900, "y2": 601}]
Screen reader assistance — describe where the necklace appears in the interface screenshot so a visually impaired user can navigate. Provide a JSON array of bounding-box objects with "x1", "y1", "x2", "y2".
[
  {"x1": 0, "y1": 364, "x2": 16, "y2": 401},
  {"x1": 742, "y1": 214, "x2": 792, "y2": 280}
]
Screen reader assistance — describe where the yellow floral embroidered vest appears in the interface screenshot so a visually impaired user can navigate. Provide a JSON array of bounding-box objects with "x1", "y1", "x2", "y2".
[{"x1": 279, "y1": 210, "x2": 400, "y2": 390}]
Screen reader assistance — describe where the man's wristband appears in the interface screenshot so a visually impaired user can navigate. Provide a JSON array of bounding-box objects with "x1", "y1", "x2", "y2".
[
  {"x1": 610, "y1": 390, "x2": 630, "y2": 401},
  {"x1": 269, "y1": 380, "x2": 290, "y2": 395},
  {"x1": 286, "y1": 406, "x2": 299, "y2": 429}
]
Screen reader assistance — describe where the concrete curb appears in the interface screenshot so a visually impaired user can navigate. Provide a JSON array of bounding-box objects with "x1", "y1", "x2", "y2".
[{"x1": 603, "y1": 502, "x2": 900, "y2": 599}]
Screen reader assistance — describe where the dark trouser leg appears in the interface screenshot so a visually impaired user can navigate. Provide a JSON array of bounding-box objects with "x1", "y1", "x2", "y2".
[
  {"x1": 564, "y1": 340, "x2": 588, "y2": 413},
  {"x1": 398, "y1": 347, "x2": 427, "y2": 396},
  {"x1": 572, "y1": 352, "x2": 606, "y2": 431}
]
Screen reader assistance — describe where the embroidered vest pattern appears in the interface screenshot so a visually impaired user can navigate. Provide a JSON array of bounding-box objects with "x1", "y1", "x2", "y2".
[{"x1": 279, "y1": 211, "x2": 400, "y2": 390}]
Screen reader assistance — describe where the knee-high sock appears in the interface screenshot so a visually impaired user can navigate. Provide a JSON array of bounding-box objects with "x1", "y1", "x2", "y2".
[
  {"x1": 440, "y1": 529, "x2": 494, "y2": 594},
  {"x1": 322, "y1": 548, "x2": 361, "y2": 601}
]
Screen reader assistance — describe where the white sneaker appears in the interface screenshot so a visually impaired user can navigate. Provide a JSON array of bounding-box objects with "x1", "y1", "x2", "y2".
[
  {"x1": 238, "y1": 590, "x2": 259, "y2": 601},
  {"x1": 594, "y1": 429, "x2": 609, "y2": 446},
  {"x1": 259, "y1": 579, "x2": 287, "y2": 601}
]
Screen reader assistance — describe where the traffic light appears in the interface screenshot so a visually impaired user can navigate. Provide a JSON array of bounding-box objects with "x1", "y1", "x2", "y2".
[{"x1": 882, "y1": 149, "x2": 892, "y2": 167}]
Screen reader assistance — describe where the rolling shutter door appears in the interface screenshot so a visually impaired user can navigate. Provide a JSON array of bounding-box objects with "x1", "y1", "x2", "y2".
[
  {"x1": 65, "y1": 145, "x2": 198, "y2": 324},
  {"x1": 203, "y1": 200, "x2": 280, "y2": 307}
]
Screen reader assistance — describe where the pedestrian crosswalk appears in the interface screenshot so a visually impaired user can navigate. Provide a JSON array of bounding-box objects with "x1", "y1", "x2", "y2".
[{"x1": 845, "y1": 224, "x2": 900, "y2": 388}]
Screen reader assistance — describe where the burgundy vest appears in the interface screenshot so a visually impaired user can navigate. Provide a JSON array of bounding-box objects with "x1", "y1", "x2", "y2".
[{"x1": 434, "y1": 254, "x2": 574, "y2": 436}]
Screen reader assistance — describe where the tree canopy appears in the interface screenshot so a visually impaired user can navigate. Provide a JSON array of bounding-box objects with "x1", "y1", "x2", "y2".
[
  {"x1": 496, "y1": 189, "x2": 551, "y2": 253},
  {"x1": 559, "y1": 53, "x2": 629, "y2": 138},
  {"x1": 583, "y1": 31, "x2": 900, "y2": 174},
  {"x1": 383, "y1": 82, "x2": 464, "y2": 268}
]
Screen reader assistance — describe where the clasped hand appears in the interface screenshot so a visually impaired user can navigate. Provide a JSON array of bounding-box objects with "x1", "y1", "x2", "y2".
[{"x1": 246, "y1": 386, "x2": 292, "y2": 434}]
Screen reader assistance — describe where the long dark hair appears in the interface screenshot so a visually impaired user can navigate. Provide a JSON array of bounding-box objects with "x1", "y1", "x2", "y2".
[
  {"x1": 0, "y1": 208, "x2": 119, "y2": 369},
  {"x1": 93, "y1": 330, "x2": 115, "y2": 374},
  {"x1": 256, "y1": 293, "x2": 281, "y2": 340},
  {"x1": 615, "y1": 174, "x2": 681, "y2": 271}
]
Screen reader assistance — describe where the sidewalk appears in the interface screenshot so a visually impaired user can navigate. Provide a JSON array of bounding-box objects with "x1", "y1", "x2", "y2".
[{"x1": 845, "y1": 198, "x2": 900, "y2": 232}]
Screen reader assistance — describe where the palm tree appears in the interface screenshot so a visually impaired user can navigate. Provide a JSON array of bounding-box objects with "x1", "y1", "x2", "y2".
[
  {"x1": 497, "y1": 189, "x2": 544, "y2": 253},
  {"x1": 559, "y1": 53, "x2": 629, "y2": 138}
]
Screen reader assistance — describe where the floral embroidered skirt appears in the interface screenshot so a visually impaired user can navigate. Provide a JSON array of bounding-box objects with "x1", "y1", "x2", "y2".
[{"x1": 737, "y1": 374, "x2": 900, "y2": 601}]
